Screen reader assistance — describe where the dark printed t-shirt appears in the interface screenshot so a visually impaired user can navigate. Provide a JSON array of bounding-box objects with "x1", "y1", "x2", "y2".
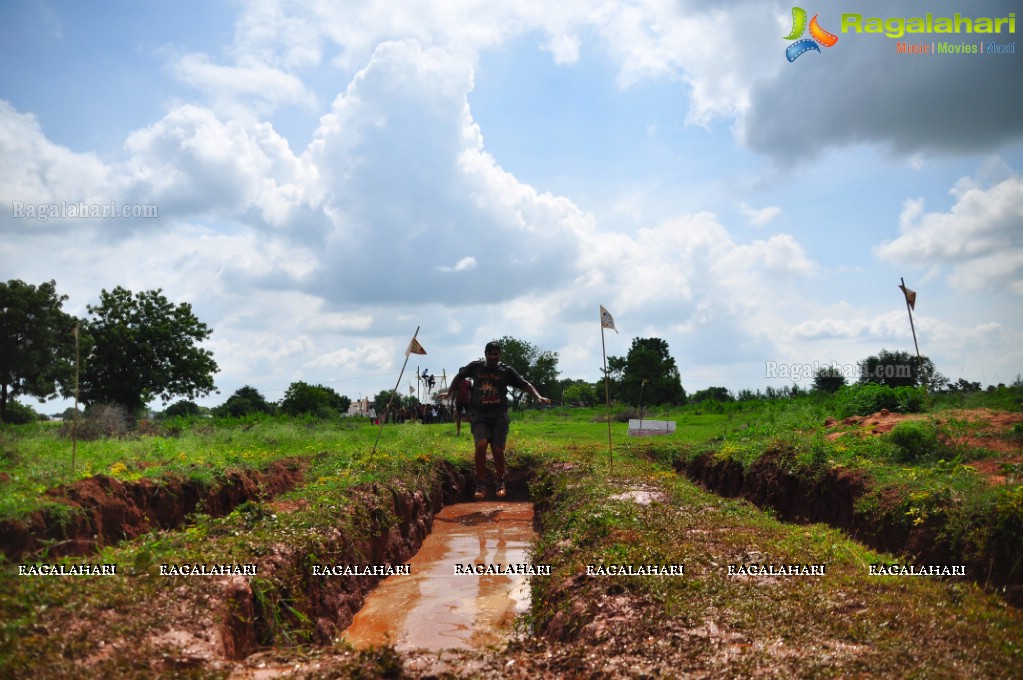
[{"x1": 456, "y1": 361, "x2": 530, "y2": 416}]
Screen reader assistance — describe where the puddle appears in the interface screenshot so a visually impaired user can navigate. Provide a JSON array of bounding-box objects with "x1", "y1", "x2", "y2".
[
  {"x1": 341, "y1": 501, "x2": 536, "y2": 652},
  {"x1": 609, "y1": 485, "x2": 666, "y2": 506}
]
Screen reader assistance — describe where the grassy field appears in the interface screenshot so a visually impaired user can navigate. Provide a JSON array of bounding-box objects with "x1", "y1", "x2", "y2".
[{"x1": 0, "y1": 387, "x2": 1021, "y2": 676}]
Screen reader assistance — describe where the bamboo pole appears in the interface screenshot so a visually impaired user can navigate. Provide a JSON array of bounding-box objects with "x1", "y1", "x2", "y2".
[{"x1": 371, "y1": 326, "x2": 419, "y2": 457}]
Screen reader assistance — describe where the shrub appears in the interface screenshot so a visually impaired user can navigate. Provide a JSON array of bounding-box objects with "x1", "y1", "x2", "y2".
[
  {"x1": 1, "y1": 401, "x2": 44, "y2": 425},
  {"x1": 887, "y1": 420, "x2": 939, "y2": 462},
  {"x1": 60, "y1": 403, "x2": 131, "y2": 440},
  {"x1": 834, "y1": 384, "x2": 926, "y2": 418},
  {"x1": 614, "y1": 408, "x2": 640, "y2": 423}
]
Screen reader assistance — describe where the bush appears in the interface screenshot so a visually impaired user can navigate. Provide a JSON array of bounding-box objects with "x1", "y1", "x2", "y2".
[
  {"x1": 887, "y1": 420, "x2": 940, "y2": 462},
  {"x1": 60, "y1": 403, "x2": 131, "y2": 440},
  {"x1": 834, "y1": 384, "x2": 927, "y2": 418},
  {"x1": 614, "y1": 408, "x2": 640, "y2": 423},
  {"x1": 1, "y1": 401, "x2": 44, "y2": 425}
]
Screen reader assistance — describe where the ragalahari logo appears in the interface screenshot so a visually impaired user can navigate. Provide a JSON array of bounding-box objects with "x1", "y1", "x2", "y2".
[{"x1": 784, "y1": 7, "x2": 839, "y2": 61}]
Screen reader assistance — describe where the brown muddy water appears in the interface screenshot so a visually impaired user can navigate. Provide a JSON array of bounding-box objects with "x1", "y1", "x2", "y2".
[{"x1": 342, "y1": 501, "x2": 536, "y2": 652}]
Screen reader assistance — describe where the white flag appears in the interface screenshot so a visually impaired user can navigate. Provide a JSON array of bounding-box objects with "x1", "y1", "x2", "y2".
[{"x1": 600, "y1": 305, "x2": 618, "y2": 333}]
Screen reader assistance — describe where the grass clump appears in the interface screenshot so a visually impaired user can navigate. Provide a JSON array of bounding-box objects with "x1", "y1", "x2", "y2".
[
  {"x1": 887, "y1": 419, "x2": 941, "y2": 462},
  {"x1": 834, "y1": 383, "x2": 927, "y2": 417}
]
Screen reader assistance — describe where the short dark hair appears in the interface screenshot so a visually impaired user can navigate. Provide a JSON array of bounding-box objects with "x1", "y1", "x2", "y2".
[{"x1": 485, "y1": 340, "x2": 501, "y2": 353}]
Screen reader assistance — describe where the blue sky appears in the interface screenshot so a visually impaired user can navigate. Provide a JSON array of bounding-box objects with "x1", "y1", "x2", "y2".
[{"x1": 2, "y1": 0, "x2": 1021, "y2": 411}]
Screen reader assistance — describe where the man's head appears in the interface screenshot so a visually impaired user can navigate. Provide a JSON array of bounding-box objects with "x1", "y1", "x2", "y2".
[{"x1": 484, "y1": 341, "x2": 501, "y2": 366}]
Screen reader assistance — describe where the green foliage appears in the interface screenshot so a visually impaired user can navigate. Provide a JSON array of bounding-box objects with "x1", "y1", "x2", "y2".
[
  {"x1": 81, "y1": 287, "x2": 218, "y2": 415},
  {"x1": 163, "y1": 399, "x2": 201, "y2": 418},
  {"x1": 279, "y1": 381, "x2": 350, "y2": 417},
  {"x1": 0, "y1": 401, "x2": 45, "y2": 425},
  {"x1": 372, "y1": 389, "x2": 400, "y2": 414},
  {"x1": 690, "y1": 386, "x2": 733, "y2": 403},
  {"x1": 886, "y1": 420, "x2": 940, "y2": 462},
  {"x1": 834, "y1": 383, "x2": 926, "y2": 417},
  {"x1": 609, "y1": 337, "x2": 686, "y2": 406},
  {"x1": 0, "y1": 279, "x2": 79, "y2": 423},
  {"x1": 813, "y1": 365, "x2": 847, "y2": 393},
  {"x1": 561, "y1": 379, "x2": 598, "y2": 406},
  {"x1": 930, "y1": 380, "x2": 1023, "y2": 412},
  {"x1": 493, "y1": 335, "x2": 560, "y2": 408},
  {"x1": 858, "y1": 348, "x2": 936, "y2": 388},
  {"x1": 213, "y1": 385, "x2": 273, "y2": 418}
]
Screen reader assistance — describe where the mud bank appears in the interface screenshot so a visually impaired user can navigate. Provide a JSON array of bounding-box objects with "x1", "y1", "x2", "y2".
[
  {"x1": 0, "y1": 458, "x2": 307, "y2": 561},
  {"x1": 673, "y1": 445, "x2": 1023, "y2": 605},
  {"x1": 241, "y1": 465, "x2": 537, "y2": 654},
  {"x1": 54, "y1": 462, "x2": 540, "y2": 674}
]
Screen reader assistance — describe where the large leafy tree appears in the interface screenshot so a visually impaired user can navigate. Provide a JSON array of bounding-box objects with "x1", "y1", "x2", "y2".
[
  {"x1": 81, "y1": 287, "x2": 219, "y2": 415},
  {"x1": 858, "y1": 349, "x2": 939, "y2": 389},
  {"x1": 690, "y1": 386, "x2": 733, "y2": 403},
  {"x1": 494, "y1": 335, "x2": 559, "y2": 409},
  {"x1": 610, "y1": 337, "x2": 686, "y2": 406},
  {"x1": 813, "y1": 366, "x2": 847, "y2": 393},
  {"x1": 279, "y1": 381, "x2": 350, "y2": 417},
  {"x1": 559, "y1": 378, "x2": 598, "y2": 406},
  {"x1": 0, "y1": 280, "x2": 78, "y2": 423},
  {"x1": 213, "y1": 385, "x2": 274, "y2": 418}
]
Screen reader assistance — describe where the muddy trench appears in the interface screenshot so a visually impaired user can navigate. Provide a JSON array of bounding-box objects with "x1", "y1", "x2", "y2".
[
  {"x1": 215, "y1": 463, "x2": 540, "y2": 664},
  {"x1": 0, "y1": 458, "x2": 307, "y2": 561},
  {"x1": 673, "y1": 446, "x2": 1023, "y2": 605}
]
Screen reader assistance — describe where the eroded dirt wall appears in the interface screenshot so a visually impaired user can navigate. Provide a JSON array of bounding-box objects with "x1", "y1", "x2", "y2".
[{"x1": 0, "y1": 458, "x2": 306, "y2": 560}]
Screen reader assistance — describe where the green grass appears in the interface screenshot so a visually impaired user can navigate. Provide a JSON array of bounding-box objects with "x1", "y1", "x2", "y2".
[
  {"x1": 527, "y1": 455, "x2": 1023, "y2": 677},
  {"x1": 2, "y1": 392, "x2": 1020, "y2": 557},
  {"x1": 0, "y1": 392, "x2": 1022, "y2": 676}
]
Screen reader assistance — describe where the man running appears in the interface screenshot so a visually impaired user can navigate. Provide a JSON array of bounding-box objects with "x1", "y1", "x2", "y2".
[{"x1": 443, "y1": 340, "x2": 551, "y2": 499}]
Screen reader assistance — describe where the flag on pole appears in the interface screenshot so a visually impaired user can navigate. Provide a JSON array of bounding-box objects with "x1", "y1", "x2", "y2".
[
  {"x1": 406, "y1": 337, "x2": 427, "y2": 356},
  {"x1": 600, "y1": 305, "x2": 617, "y2": 333},
  {"x1": 899, "y1": 283, "x2": 916, "y2": 310}
]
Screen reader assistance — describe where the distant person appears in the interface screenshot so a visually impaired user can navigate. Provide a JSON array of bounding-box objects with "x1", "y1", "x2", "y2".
[
  {"x1": 454, "y1": 377, "x2": 472, "y2": 435},
  {"x1": 441, "y1": 341, "x2": 551, "y2": 499}
]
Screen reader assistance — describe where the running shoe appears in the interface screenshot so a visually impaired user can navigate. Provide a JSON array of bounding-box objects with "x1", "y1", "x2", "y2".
[
  {"x1": 496, "y1": 479, "x2": 507, "y2": 498},
  {"x1": 474, "y1": 482, "x2": 486, "y2": 500}
]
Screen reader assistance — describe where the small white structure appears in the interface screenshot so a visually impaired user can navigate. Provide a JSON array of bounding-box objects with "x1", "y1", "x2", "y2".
[{"x1": 627, "y1": 419, "x2": 676, "y2": 437}]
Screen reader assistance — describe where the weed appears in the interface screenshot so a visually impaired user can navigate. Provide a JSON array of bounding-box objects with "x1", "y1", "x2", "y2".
[{"x1": 887, "y1": 420, "x2": 940, "y2": 462}]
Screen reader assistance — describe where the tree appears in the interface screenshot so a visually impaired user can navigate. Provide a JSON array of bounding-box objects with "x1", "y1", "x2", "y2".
[
  {"x1": 691, "y1": 386, "x2": 733, "y2": 404},
  {"x1": 164, "y1": 399, "x2": 202, "y2": 418},
  {"x1": 858, "y1": 349, "x2": 936, "y2": 389},
  {"x1": 560, "y1": 378, "x2": 598, "y2": 406},
  {"x1": 609, "y1": 337, "x2": 685, "y2": 406},
  {"x1": 813, "y1": 366, "x2": 846, "y2": 393},
  {"x1": 0, "y1": 280, "x2": 79, "y2": 423},
  {"x1": 213, "y1": 385, "x2": 273, "y2": 418},
  {"x1": 373, "y1": 389, "x2": 400, "y2": 414},
  {"x1": 494, "y1": 336, "x2": 559, "y2": 409},
  {"x1": 81, "y1": 287, "x2": 219, "y2": 416},
  {"x1": 279, "y1": 381, "x2": 350, "y2": 417}
]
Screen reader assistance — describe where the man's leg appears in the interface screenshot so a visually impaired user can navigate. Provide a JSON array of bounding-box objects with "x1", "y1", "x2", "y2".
[
  {"x1": 492, "y1": 444, "x2": 505, "y2": 481},
  {"x1": 493, "y1": 444, "x2": 508, "y2": 497},
  {"x1": 474, "y1": 434, "x2": 489, "y2": 499},
  {"x1": 474, "y1": 437, "x2": 489, "y2": 479}
]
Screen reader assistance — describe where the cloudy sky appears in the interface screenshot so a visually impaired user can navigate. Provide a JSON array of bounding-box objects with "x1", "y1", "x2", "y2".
[{"x1": 2, "y1": 0, "x2": 1021, "y2": 412}]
